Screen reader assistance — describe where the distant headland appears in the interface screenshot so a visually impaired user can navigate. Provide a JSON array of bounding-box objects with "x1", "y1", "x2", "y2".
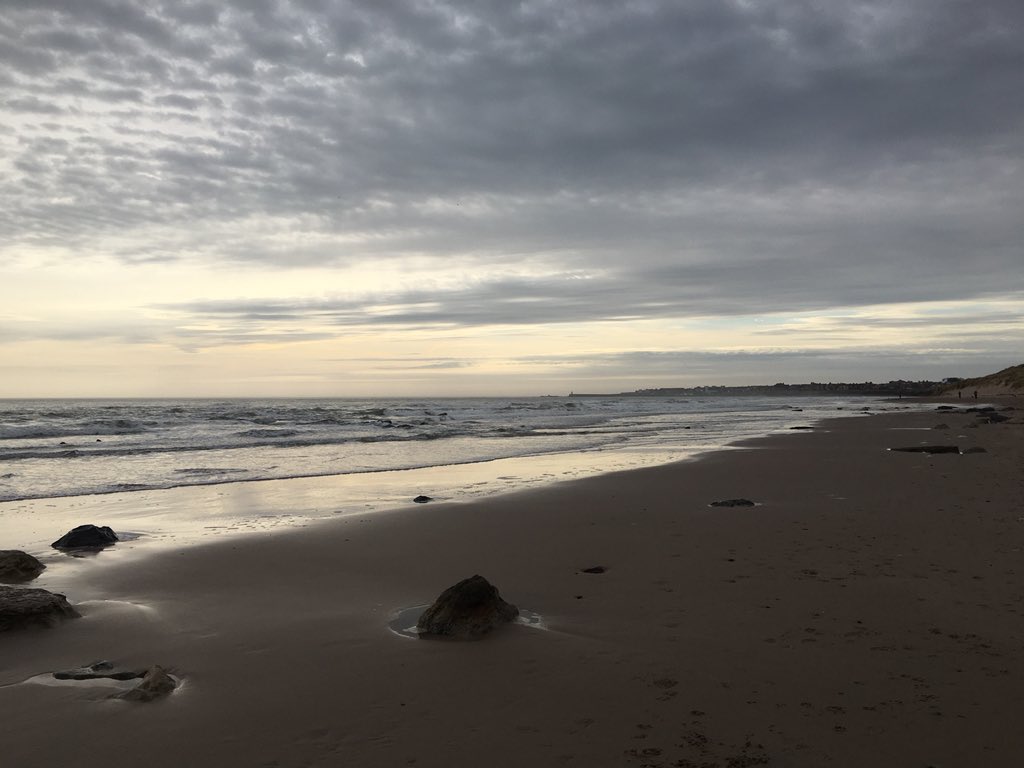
[{"x1": 568, "y1": 363, "x2": 1024, "y2": 398}]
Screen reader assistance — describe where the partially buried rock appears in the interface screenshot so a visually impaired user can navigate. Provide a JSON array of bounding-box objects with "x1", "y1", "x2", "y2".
[
  {"x1": 54, "y1": 660, "x2": 145, "y2": 681},
  {"x1": 114, "y1": 666, "x2": 178, "y2": 702},
  {"x1": 710, "y1": 498, "x2": 756, "y2": 507},
  {"x1": 580, "y1": 566, "x2": 607, "y2": 574},
  {"x1": 413, "y1": 495, "x2": 433, "y2": 504},
  {"x1": 890, "y1": 445, "x2": 960, "y2": 454},
  {"x1": 51, "y1": 524, "x2": 119, "y2": 551},
  {"x1": 416, "y1": 574, "x2": 519, "y2": 640},
  {"x1": 0, "y1": 585, "x2": 79, "y2": 632},
  {"x1": 0, "y1": 550, "x2": 45, "y2": 583},
  {"x1": 962, "y1": 446, "x2": 988, "y2": 454}
]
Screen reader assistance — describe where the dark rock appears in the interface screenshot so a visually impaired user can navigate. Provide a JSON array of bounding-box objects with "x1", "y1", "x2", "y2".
[
  {"x1": 935, "y1": 406, "x2": 956, "y2": 411},
  {"x1": 0, "y1": 550, "x2": 45, "y2": 583},
  {"x1": 581, "y1": 566, "x2": 607, "y2": 574},
  {"x1": 53, "y1": 661, "x2": 146, "y2": 681},
  {"x1": 710, "y1": 498, "x2": 756, "y2": 507},
  {"x1": 962, "y1": 446, "x2": 988, "y2": 454},
  {"x1": 114, "y1": 666, "x2": 178, "y2": 702},
  {"x1": 0, "y1": 585, "x2": 79, "y2": 632},
  {"x1": 890, "y1": 446, "x2": 960, "y2": 454},
  {"x1": 986, "y1": 413, "x2": 1010, "y2": 423},
  {"x1": 413, "y1": 495, "x2": 433, "y2": 504},
  {"x1": 416, "y1": 575, "x2": 518, "y2": 640},
  {"x1": 51, "y1": 524, "x2": 118, "y2": 550},
  {"x1": 789, "y1": 426, "x2": 813, "y2": 430}
]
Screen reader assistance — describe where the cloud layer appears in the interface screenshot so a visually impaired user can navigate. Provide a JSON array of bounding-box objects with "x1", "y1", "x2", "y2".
[{"x1": 2, "y1": 1, "x2": 1022, "y2": 392}]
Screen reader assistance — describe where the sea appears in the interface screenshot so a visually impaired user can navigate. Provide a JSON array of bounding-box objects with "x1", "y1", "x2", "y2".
[
  {"x1": 0, "y1": 394, "x2": 930, "y2": 568},
  {"x1": 0, "y1": 395, "x2": 892, "y2": 504}
]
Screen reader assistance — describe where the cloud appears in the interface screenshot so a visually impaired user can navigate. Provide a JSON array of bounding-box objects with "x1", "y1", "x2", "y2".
[
  {"x1": 161, "y1": 269, "x2": 1024, "y2": 334},
  {"x1": 1, "y1": 2, "x2": 1020, "y2": 270},
  {"x1": 1, "y1": 0, "x2": 1022, "y2": 389}
]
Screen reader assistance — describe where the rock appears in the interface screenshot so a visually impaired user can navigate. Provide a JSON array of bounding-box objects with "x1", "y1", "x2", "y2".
[
  {"x1": 986, "y1": 413, "x2": 1010, "y2": 423},
  {"x1": 890, "y1": 445, "x2": 960, "y2": 454},
  {"x1": 962, "y1": 446, "x2": 988, "y2": 454},
  {"x1": 789, "y1": 426, "x2": 813, "y2": 430},
  {"x1": 114, "y1": 666, "x2": 178, "y2": 702},
  {"x1": 413, "y1": 495, "x2": 433, "y2": 503},
  {"x1": 580, "y1": 566, "x2": 607, "y2": 574},
  {"x1": 935, "y1": 406, "x2": 956, "y2": 411},
  {"x1": 710, "y1": 498, "x2": 756, "y2": 507},
  {"x1": 53, "y1": 661, "x2": 146, "y2": 681},
  {"x1": 0, "y1": 585, "x2": 79, "y2": 632},
  {"x1": 416, "y1": 575, "x2": 519, "y2": 640},
  {"x1": 0, "y1": 550, "x2": 45, "y2": 583},
  {"x1": 51, "y1": 524, "x2": 118, "y2": 550}
]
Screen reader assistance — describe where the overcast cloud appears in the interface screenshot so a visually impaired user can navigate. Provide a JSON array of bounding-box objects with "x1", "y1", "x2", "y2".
[{"x1": 1, "y1": 0, "x2": 1022, "y2": 393}]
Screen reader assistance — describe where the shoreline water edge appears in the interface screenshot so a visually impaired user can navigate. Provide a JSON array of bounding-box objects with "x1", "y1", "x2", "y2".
[
  {"x1": 1, "y1": 395, "x2": 912, "y2": 503},
  {"x1": 2, "y1": 397, "x2": 1022, "y2": 766},
  {"x1": 0, "y1": 395, "x2": 924, "y2": 568}
]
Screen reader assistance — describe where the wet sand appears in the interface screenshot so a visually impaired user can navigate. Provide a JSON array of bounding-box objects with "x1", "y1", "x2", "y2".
[{"x1": 1, "y1": 403, "x2": 1022, "y2": 767}]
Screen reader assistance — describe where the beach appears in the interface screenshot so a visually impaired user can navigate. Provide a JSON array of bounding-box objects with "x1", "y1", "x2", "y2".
[{"x1": 1, "y1": 403, "x2": 1022, "y2": 767}]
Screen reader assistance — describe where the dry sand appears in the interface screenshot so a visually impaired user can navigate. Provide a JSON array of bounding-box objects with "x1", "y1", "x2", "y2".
[{"x1": 1, "y1": 403, "x2": 1022, "y2": 767}]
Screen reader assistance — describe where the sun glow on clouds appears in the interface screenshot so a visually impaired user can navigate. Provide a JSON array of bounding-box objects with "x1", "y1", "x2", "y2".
[
  {"x1": 3, "y1": 247, "x2": 1021, "y2": 396},
  {"x1": 2, "y1": 1, "x2": 1022, "y2": 395}
]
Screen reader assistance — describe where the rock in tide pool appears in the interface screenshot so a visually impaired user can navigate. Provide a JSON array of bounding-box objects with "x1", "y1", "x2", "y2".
[
  {"x1": 51, "y1": 524, "x2": 119, "y2": 551},
  {"x1": 710, "y1": 498, "x2": 756, "y2": 507},
  {"x1": 0, "y1": 550, "x2": 45, "y2": 583},
  {"x1": 416, "y1": 575, "x2": 519, "y2": 640},
  {"x1": 114, "y1": 666, "x2": 178, "y2": 702},
  {"x1": 889, "y1": 445, "x2": 960, "y2": 454},
  {"x1": 0, "y1": 585, "x2": 79, "y2": 632}
]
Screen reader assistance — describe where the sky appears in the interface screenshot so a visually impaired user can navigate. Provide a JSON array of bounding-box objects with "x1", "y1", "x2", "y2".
[{"x1": 2, "y1": 0, "x2": 1022, "y2": 397}]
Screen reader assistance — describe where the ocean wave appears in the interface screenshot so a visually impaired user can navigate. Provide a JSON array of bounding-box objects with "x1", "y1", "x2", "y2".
[
  {"x1": 234, "y1": 428, "x2": 302, "y2": 438},
  {"x1": 0, "y1": 419, "x2": 149, "y2": 440},
  {"x1": 0, "y1": 395, "x2": 902, "y2": 503},
  {"x1": 0, "y1": 427, "x2": 473, "y2": 462},
  {"x1": 0, "y1": 442, "x2": 604, "y2": 503}
]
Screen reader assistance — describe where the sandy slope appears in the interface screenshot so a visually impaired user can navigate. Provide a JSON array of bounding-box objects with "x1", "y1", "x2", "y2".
[{"x1": 1, "y1": 404, "x2": 1022, "y2": 767}]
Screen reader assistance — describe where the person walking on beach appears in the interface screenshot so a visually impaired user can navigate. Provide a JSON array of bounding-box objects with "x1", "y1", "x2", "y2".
[{"x1": 973, "y1": 390, "x2": 979, "y2": 399}]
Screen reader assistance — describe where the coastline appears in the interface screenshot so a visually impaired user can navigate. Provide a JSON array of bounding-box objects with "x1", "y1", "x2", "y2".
[
  {"x1": 0, "y1": 397, "x2": 913, "y2": 578},
  {"x1": 2, "y1": 403, "x2": 1022, "y2": 766}
]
